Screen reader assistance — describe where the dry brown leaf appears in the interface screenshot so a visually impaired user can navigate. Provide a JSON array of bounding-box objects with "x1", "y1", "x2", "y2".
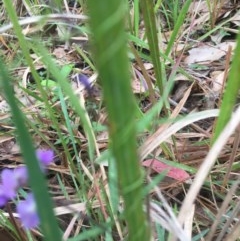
[
  {"x1": 184, "y1": 42, "x2": 236, "y2": 64},
  {"x1": 174, "y1": 43, "x2": 185, "y2": 53},
  {"x1": 174, "y1": 74, "x2": 190, "y2": 81},
  {"x1": 210, "y1": 70, "x2": 226, "y2": 92},
  {"x1": 22, "y1": 24, "x2": 43, "y2": 35},
  {"x1": 189, "y1": 1, "x2": 209, "y2": 14},
  {"x1": 0, "y1": 100, "x2": 9, "y2": 113},
  {"x1": 143, "y1": 63, "x2": 153, "y2": 70},
  {"x1": 52, "y1": 46, "x2": 78, "y2": 64},
  {"x1": 142, "y1": 159, "x2": 190, "y2": 181},
  {"x1": 172, "y1": 81, "x2": 190, "y2": 102},
  {"x1": 229, "y1": 10, "x2": 240, "y2": 26},
  {"x1": 53, "y1": 47, "x2": 67, "y2": 59},
  {"x1": 132, "y1": 78, "x2": 148, "y2": 93}
]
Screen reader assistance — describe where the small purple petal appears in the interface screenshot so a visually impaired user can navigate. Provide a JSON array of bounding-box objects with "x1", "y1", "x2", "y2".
[
  {"x1": 17, "y1": 193, "x2": 39, "y2": 229},
  {"x1": 36, "y1": 149, "x2": 54, "y2": 166},
  {"x1": 0, "y1": 185, "x2": 8, "y2": 207},
  {"x1": 76, "y1": 74, "x2": 92, "y2": 93},
  {"x1": 1, "y1": 169, "x2": 18, "y2": 199},
  {"x1": 14, "y1": 166, "x2": 28, "y2": 187}
]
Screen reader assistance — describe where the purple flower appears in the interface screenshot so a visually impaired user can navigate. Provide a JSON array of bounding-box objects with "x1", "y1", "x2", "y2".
[
  {"x1": 17, "y1": 193, "x2": 39, "y2": 229},
  {"x1": 76, "y1": 74, "x2": 92, "y2": 93},
  {"x1": 36, "y1": 149, "x2": 54, "y2": 166},
  {"x1": 0, "y1": 167, "x2": 28, "y2": 202},
  {"x1": 14, "y1": 166, "x2": 28, "y2": 186},
  {"x1": 1, "y1": 169, "x2": 18, "y2": 199},
  {"x1": 0, "y1": 185, "x2": 8, "y2": 207},
  {"x1": 0, "y1": 150, "x2": 55, "y2": 229}
]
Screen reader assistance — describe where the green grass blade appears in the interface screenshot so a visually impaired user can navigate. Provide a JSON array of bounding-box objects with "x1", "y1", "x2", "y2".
[
  {"x1": 86, "y1": 0, "x2": 151, "y2": 240},
  {"x1": 164, "y1": 0, "x2": 192, "y2": 57},
  {"x1": 2, "y1": 1, "x2": 74, "y2": 165},
  {"x1": 0, "y1": 60, "x2": 62, "y2": 241},
  {"x1": 133, "y1": 0, "x2": 140, "y2": 36},
  {"x1": 2, "y1": 1, "x2": 62, "y2": 239},
  {"x1": 31, "y1": 43, "x2": 96, "y2": 161},
  {"x1": 212, "y1": 30, "x2": 240, "y2": 143},
  {"x1": 141, "y1": 0, "x2": 165, "y2": 95}
]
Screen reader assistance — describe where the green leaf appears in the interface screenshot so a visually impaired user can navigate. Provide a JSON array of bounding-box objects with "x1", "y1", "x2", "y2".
[{"x1": 212, "y1": 28, "x2": 240, "y2": 143}]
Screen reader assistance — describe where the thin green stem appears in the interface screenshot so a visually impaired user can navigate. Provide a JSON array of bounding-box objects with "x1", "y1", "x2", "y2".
[{"x1": 86, "y1": 0, "x2": 151, "y2": 240}]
